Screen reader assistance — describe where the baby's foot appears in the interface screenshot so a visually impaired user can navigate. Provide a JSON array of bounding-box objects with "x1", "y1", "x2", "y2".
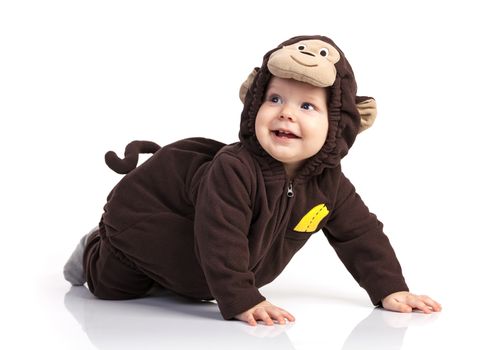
[{"x1": 63, "y1": 227, "x2": 97, "y2": 285}]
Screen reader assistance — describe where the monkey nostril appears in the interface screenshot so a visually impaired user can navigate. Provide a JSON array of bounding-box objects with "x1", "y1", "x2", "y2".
[{"x1": 300, "y1": 51, "x2": 315, "y2": 57}]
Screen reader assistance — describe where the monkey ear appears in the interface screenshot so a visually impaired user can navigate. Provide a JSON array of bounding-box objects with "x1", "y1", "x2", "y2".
[
  {"x1": 356, "y1": 96, "x2": 377, "y2": 133},
  {"x1": 239, "y1": 68, "x2": 259, "y2": 103}
]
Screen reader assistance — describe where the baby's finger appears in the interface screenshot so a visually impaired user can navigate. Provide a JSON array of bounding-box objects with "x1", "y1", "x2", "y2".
[
  {"x1": 406, "y1": 295, "x2": 432, "y2": 314},
  {"x1": 254, "y1": 308, "x2": 274, "y2": 326},
  {"x1": 278, "y1": 308, "x2": 296, "y2": 323},
  {"x1": 383, "y1": 297, "x2": 412, "y2": 313},
  {"x1": 418, "y1": 295, "x2": 442, "y2": 312},
  {"x1": 246, "y1": 313, "x2": 258, "y2": 327},
  {"x1": 267, "y1": 308, "x2": 289, "y2": 325}
]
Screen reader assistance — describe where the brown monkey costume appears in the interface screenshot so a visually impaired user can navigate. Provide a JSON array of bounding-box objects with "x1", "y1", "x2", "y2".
[{"x1": 65, "y1": 35, "x2": 408, "y2": 320}]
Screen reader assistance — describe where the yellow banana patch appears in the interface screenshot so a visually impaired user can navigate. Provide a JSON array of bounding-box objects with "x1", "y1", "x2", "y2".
[{"x1": 294, "y1": 203, "x2": 329, "y2": 233}]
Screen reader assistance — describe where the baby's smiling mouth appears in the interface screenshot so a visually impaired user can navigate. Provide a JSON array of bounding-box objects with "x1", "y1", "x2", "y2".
[{"x1": 272, "y1": 129, "x2": 301, "y2": 139}]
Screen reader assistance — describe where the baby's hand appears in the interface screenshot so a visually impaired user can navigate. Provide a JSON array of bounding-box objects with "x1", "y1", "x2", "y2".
[
  {"x1": 235, "y1": 300, "x2": 295, "y2": 326},
  {"x1": 382, "y1": 291, "x2": 442, "y2": 314}
]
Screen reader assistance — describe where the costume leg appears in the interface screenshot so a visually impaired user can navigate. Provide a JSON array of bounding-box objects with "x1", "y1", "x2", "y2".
[
  {"x1": 83, "y1": 223, "x2": 154, "y2": 299},
  {"x1": 63, "y1": 226, "x2": 98, "y2": 286}
]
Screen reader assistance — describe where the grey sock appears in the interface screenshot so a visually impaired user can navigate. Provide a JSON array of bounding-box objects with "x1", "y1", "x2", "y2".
[{"x1": 63, "y1": 226, "x2": 97, "y2": 286}]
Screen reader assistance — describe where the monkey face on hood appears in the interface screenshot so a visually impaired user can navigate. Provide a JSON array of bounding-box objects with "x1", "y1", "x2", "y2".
[{"x1": 239, "y1": 35, "x2": 376, "y2": 180}]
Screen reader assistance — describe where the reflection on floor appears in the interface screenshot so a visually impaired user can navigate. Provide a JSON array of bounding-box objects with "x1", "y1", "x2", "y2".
[{"x1": 64, "y1": 286, "x2": 440, "y2": 350}]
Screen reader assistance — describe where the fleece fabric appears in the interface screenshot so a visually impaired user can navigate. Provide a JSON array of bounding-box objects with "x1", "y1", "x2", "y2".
[{"x1": 83, "y1": 35, "x2": 408, "y2": 320}]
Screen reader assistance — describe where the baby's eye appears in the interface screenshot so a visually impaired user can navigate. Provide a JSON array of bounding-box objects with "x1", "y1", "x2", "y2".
[
  {"x1": 269, "y1": 95, "x2": 282, "y2": 104},
  {"x1": 301, "y1": 102, "x2": 315, "y2": 111}
]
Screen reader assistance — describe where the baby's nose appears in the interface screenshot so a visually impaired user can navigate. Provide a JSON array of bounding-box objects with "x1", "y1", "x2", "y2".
[{"x1": 280, "y1": 106, "x2": 295, "y2": 121}]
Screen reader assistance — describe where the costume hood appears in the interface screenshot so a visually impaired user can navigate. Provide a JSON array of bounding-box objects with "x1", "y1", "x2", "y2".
[{"x1": 238, "y1": 35, "x2": 376, "y2": 180}]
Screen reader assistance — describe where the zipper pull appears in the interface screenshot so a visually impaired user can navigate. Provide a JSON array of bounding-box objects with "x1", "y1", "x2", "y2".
[{"x1": 287, "y1": 181, "x2": 294, "y2": 198}]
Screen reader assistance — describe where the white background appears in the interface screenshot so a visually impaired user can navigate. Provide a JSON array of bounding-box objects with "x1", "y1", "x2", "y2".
[{"x1": 1, "y1": 1, "x2": 486, "y2": 349}]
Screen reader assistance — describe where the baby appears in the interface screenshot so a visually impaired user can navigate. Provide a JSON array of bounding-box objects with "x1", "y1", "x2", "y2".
[{"x1": 64, "y1": 35, "x2": 441, "y2": 326}]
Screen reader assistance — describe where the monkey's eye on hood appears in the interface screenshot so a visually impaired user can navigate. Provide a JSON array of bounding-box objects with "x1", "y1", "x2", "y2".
[
  {"x1": 298, "y1": 44, "x2": 307, "y2": 50},
  {"x1": 296, "y1": 44, "x2": 329, "y2": 58},
  {"x1": 291, "y1": 40, "x2": 339, "y2": 65}
]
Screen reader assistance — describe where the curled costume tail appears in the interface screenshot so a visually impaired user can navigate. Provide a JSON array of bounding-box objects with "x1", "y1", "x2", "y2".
[{"x1": 105, "y1": 140, "x2": 161, "y2": 174}]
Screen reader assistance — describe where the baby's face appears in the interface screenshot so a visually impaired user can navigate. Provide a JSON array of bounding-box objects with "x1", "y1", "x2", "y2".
[{"x1": 255, "y1": 77, "x2": 329, "y2": 176}]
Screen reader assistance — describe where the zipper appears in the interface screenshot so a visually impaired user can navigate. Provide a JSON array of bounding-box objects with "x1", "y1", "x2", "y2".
[{"x1": 287, "y1": 180, "x2": 294, "y2": 198}]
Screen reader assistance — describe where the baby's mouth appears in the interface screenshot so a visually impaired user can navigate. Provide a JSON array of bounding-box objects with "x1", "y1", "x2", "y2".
[{"x1": 272, "y1": 129, "x2": 301, "y2": 139}]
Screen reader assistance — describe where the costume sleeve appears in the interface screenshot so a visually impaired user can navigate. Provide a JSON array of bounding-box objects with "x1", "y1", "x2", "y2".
[
  {"x1": 193, "y1": 152, "x2": 265, "y2": 320},
  {"x1": 323, "y1": 172, "x2": 409, "y2": 305}
]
